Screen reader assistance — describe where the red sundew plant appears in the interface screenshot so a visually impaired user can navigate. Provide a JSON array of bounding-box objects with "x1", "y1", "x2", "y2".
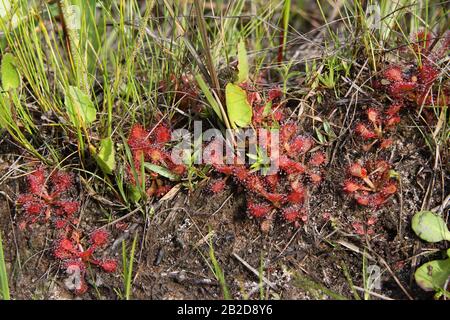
[
  {"x1": 351, "y1": 216, "x2": 378, "y2": 236},
  {"x1": 354, "y1": 104, "x2": 401, "y2": 151},
  {"x1": 54, "y1": 229, "x2": 117, "y2": 295},
  {"x1": 350, "y1": 215, "x2": 378, "y2": 236},
  {"x1": 16, "y1": 168, "x2": 80, "y2": 230},
  {"x1": 16, "y1": 167, "x2": 117, "y2": 295},
  {"x1": 343, "y1": 160, "x2": 398, "y2": 208},
  {"x1": 127, "y1": 123, "x2": 186, "y2": 198},
  {"x1": 206, "y1": 87, "x2": 327, "y2": 227},
  {"x1": 208, "y1": 177, "x2": 228, "y2": 194},
  {"x1": 379, "y1": 30, "x2": 449, "y2": 107},
  {"x1": 250, "y1": 87, "x2": 285, "y2": 126}
]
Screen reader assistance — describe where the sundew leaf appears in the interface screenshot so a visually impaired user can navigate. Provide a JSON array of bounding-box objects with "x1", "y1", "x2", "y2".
[
  {"x1": 225, "y1": 83, "x2": 252, "y2": 128},
  {"x1": 412, "y1": 211, "x2": 450, "y2": 243},
  {"x1": 414, "y1": 255, "x2": 450, "y2": 292},
  {"x1": 1, "y1": 53, "x2": 20, "y2": 90},
  {"x1": 92, "y1": 137, "x2": 116, "y2": 174},
  {"x1": 236, "y1": 40, "x2": 249, "y2": 84},
  {"x1": 65, "y1": 86, "x2": 96, "y2": 127},
  {"x1": 144, "y1": 162, "x2": 180, "y2": 181}
]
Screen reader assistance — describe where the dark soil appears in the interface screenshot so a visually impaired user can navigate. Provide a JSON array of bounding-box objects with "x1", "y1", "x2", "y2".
[{"x1": 1, "y1": 98, "x2": 447, "y2": 300}]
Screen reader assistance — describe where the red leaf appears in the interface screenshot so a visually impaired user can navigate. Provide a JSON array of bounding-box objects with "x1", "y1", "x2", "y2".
[
  {"x1": 28, "y1": 168, "x2": 47, "y2": 196},
  {"x1": 349, "y1": 163, "x2": 368, "y2": 179},
  {"x1": 100, "y1": 259, "x2": 117, "y2": 273},
  {"x1": 389, "y1": 81, "x2": 417, "y2": 97},
  {"x1": 384, "y1": 66, "x2": 404, "y2": 82},
  {"x1": 247, "y1": 201, "x2": 272, "y2": 218},
  {"x1": 309, "y1": 152, "x2": 327, "y2": 167},
  {"x1": 286, "y1": 190, "x2": 305, "y2": 204},
  {"x1": 50, "y1": 171, "x2": 73, "y2": 195},
  {"x1": 385, "y1": 103, "x2": 402, "y2": 117},
  {"x1": 367, "y1": 108, "x2": 380, "y2": 125},
  {"x1": 91, "y1": 229, "x2": 109, "y2": 247},
  {"x1": 209, "y1": 179, "x2": 227, "y2": 193},
  {"x1": 282, "y1": 206, "x2": 306, "y2": 223},
  {"x1": 152, "y1": 124, "x2": 171, "y2": 145},
  {"x1": 380, "y1": 138, "x2": 393, "y2": 149},
  {"x1": 355, "y1": 123, "x2": 377, "y2": 140}
]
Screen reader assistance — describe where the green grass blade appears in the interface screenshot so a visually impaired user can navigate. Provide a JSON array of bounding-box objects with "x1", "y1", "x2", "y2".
[
  {"x1": 209, "y1": 238, "x2": 231, "y2": 300},
  {"x1": 0, "y1": 232, "x2": 10, "y2": 300},
  {"x1": 122, "y1": 235, "x2": 138, "y2": 300}
]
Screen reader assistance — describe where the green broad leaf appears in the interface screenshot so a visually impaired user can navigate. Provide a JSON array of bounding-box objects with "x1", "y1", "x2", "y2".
[
  {"x1": 236, "y1": 40, "x2": 249, "y2": 84},
  {"x1": 92, "y1": 137, "x2": 116, "y2": 174},
  {"x1": 128, "y1": 185, "x2": 141, "y2": 203},
  {"x1": 412, "y1": 211, "x2": 450, "y2": 243},
  {"x1": 65, "y1": 86, "x2": 96, "y2": 127},
  {"x1": 225, "y1": 83, "x2": 252, "y2": 128},
  {"x1": 144, "y1": 163, "x2": 180, "y2": 181},
  {"x1": 415, "y1": 255, "x2": 450, "y2": 292},
  {"x1": 1, "y1": 53, "x2": 20, "y2": 90}
]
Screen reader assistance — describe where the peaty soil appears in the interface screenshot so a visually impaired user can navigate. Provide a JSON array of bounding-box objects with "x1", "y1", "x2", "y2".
[{"x1": 0, "y1": 99, "x2": 447, "y2": 300}]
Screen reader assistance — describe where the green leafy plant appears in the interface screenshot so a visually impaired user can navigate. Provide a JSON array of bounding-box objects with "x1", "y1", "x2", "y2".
[
  {"x1": 90, "y1": 137, "x2": 116, "y2": 175},
  {"x1": 65, "y1": 85, "x2": 96, "y2": 128},
  {"x1": 414, "y1": 249, "x2": 450, "y2": 299},
  {"x1": 225, "y1": 83, "x2": 252, "y2": 129},
  {"x1": 223, "y1": 41, "x2": 252, "y2": 132},
  {"x1": 236, "y1": 39, "x2": 249, "y2": 84},
  {"x1": 248, "y1": 145, "x2": 271, "y2": 175},
  {"x1": 411, "y1": 211, "x2": 450, "y2": 298},
  {"x1": 1, "y1": 53, "x2": 20, "y2": 90},
  {"x1": 412, "y1": 211, "x2": 450, "y2": 243}
]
